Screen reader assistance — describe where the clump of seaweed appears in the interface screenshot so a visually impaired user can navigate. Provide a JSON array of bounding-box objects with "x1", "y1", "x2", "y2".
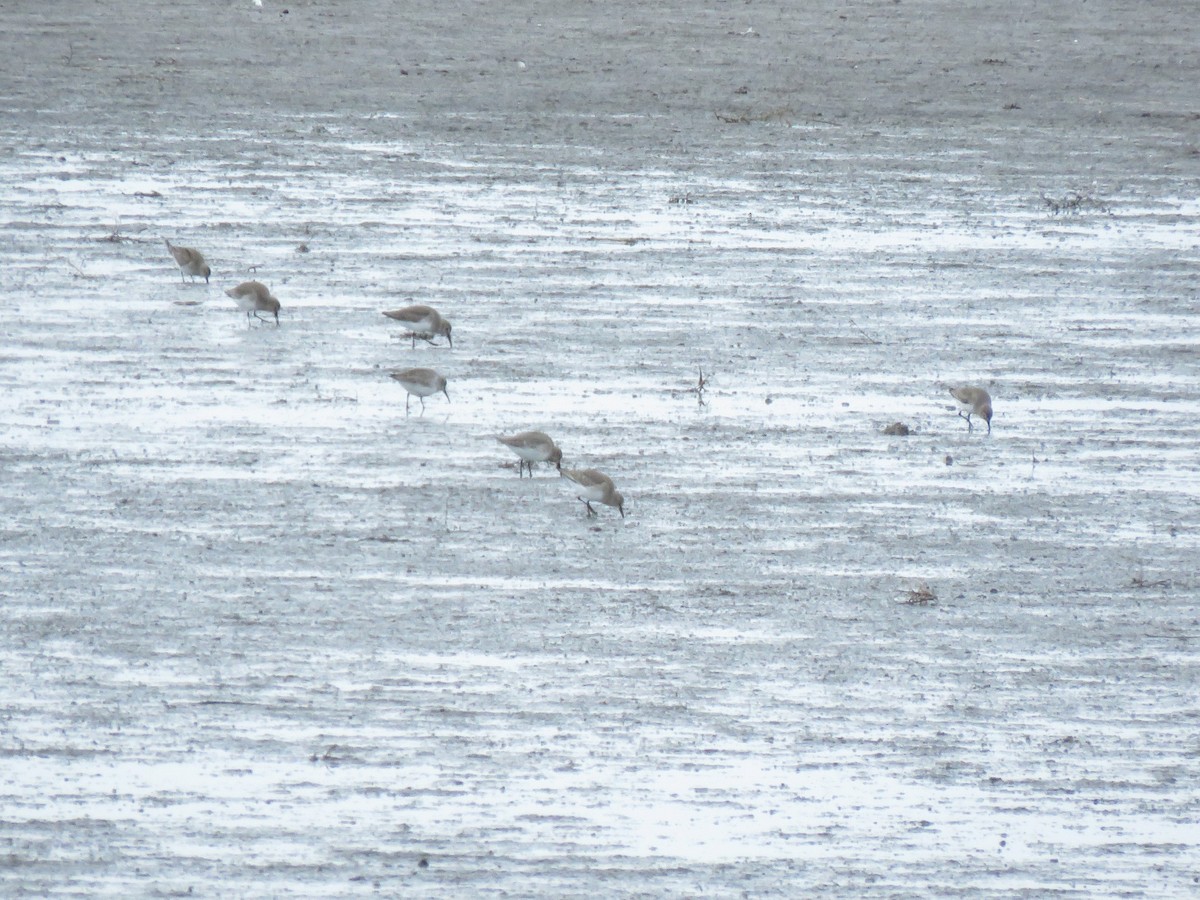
[
  {"x1": 715, "y1": 106, "x2": 796, "y2": 125},
  {"x1": 1042, "y1": 192, "x2": 1111, "y2": 215},
  {"x1": 883, "y1": 422, "x2": 911, "y2": 436},
  {"x1": 901, "y1": 583, "x2": 937, "y2": 606}
]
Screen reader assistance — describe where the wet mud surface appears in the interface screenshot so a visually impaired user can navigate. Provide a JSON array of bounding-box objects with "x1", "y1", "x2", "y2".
[{"x1": 2, "y1": 1, "x2": 1199, "y2": 896}]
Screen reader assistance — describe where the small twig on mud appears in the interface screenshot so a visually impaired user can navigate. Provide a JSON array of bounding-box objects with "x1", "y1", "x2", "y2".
[
  {"x1": 313, "y1": 383, "x2": 359, "y2": 405},
  {"x1": 64, "y1": 258, "x2": 88, "y2": 278},
  {"x1": 310, "y1": 745, "x2": 340, "y2": 763},
  {"x1": 847, "y1": 318, "x2": 882, "y2": 345},
  {"x1": 715, "y1": 106, "x2": 795, "y2": 125},
  {"x1": 1129, "y1": 575, "x2": 1171, "y2": 589},
  {"x1": 901, "y1": 583, "x2": 937, "y2": 605},
  {"x1": 98, "y1": 220, "x2": 149, "y2": 243},
  {"x1": 691, "y1": 367, "x2": 710, "y2": 407}
]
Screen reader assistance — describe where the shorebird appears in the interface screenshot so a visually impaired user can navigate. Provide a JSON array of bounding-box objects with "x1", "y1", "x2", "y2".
[
  {"x1": 496, "y1": 431, "x2": 563, "y2": 477},
  {"x1": 390, "y1": 367, "x2": 449, "y2": 415},
  {"x1": 950, "y1": 386, "x2": 993, "y2": 434},
  {"x1": 164, "y1": 239, "x2": 210, "y2": 284},
  {"x1": 382, "y1": 304, "x2": 452, "y2": 348},
  {"x1": 225, "y1": 281, "x2": 281, "y2": 325},
  {"x1": 561, "y1": 468, "x2": 625, "y2": 518}
]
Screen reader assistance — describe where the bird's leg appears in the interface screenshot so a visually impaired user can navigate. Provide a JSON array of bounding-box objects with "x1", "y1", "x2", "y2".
[
  {"x1": 405, "y1": 394, "x2": 411, "y2": 415},
  {"x1": 419, "y1": 396, "x2": 426, "y2": 416},
  {"x1": 957, "y1": 410, "x2": 972, "y2": 431},
  {"x1": 579, "y1": 498, "x2": 596, "y2": 516},
  {"x1": 409, "y1": 332, "x2": 417, "y2": 349}
]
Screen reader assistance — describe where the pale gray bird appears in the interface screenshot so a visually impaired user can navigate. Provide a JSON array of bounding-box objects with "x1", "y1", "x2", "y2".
[
  {"x1": 390, "y1": 367, "x2": 450, "y2": 415},
  {"x1": 165, "y1": 239, "x2": 211, "y2": 284},
  {"x1": 950, "y1": 386, "x2": 993, "y2": 434},
  {"x1": 382, "y1": 304, "x2": 453, "y2": 348},
  {"x1": 225, "y1": 281, "x2": 281, "y2": 325},
  {"x1": 561, "y1": 468, "x2": 625, "y2": 518},
  {"x1": 496, "y1": 431, "x2": 563, "y2": 477}
]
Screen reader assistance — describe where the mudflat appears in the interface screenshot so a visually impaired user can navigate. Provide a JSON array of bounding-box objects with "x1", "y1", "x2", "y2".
[{"x1": 2, "y1": 1, "x2": 1198, "y2": 896}]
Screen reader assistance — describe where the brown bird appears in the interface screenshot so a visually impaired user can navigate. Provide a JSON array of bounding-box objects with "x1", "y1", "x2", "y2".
[
  {"x1": 949, "y1": 386, "x2": 993, "y2": 434},
  {"x1": 382, "y1": 304, "x2": 452, "y2": 348},
  {"x1": 561, "y1": 468, "x2": 625, "y2": 518},
  {"x1": 390, "y1": 367, "x2": 450, "y2": 415},
  {"x1": 225, "y1": 281, "x2": 281, "y2": 325},
  {"x1": 164, "y1": 239, "x2": 211, "y2": 284},
  {"x1": 496, "y1": 431, "x2": 563, "y2": 477}
]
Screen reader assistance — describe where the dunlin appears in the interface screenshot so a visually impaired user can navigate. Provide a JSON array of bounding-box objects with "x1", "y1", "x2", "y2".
[
  {"x1": 225, "y1": 281, "x2": 281, "y2": 325},
  {"x1": 949, "y1": 386, "x2": 993, "y2": 434},
  {"x1": 496, "y1": 431, "x2": 563, "y2": 477},
  {"x1": 382, "y1": 304, "x2": 452, "y2": 348},
  {"x1": 165, "y1": 239, "x2": 210, "y2": 284},
  {"x1": 390, "y1": 367, "x2": 449, "y2": 415},
  {"x1": 561, "y1": 468, "x2": 625, "y2": 518}
]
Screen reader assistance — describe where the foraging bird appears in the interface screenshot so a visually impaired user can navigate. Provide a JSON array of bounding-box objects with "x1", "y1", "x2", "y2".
[
  {"x1": 949, "y1": 386, "x2": 993, "y2": 434},
  {"x1": 561, "y1": 468, "x2": 625, "y2": 518},
  {"x1": 382, "y1": 304, "x2": 452, "y2": 348},
  {"x1": 164, "y1": 239, "x2": 211, "y2": 283},
  {"x1": 225, "y1": 281, "x2": 281, "y2": 325},
  {"x1": 390, "y1": 367, "x2": 449, "y2": 415},
  {"x1": 496, "y1": 431, "x2": 563, "y2": 477}
]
